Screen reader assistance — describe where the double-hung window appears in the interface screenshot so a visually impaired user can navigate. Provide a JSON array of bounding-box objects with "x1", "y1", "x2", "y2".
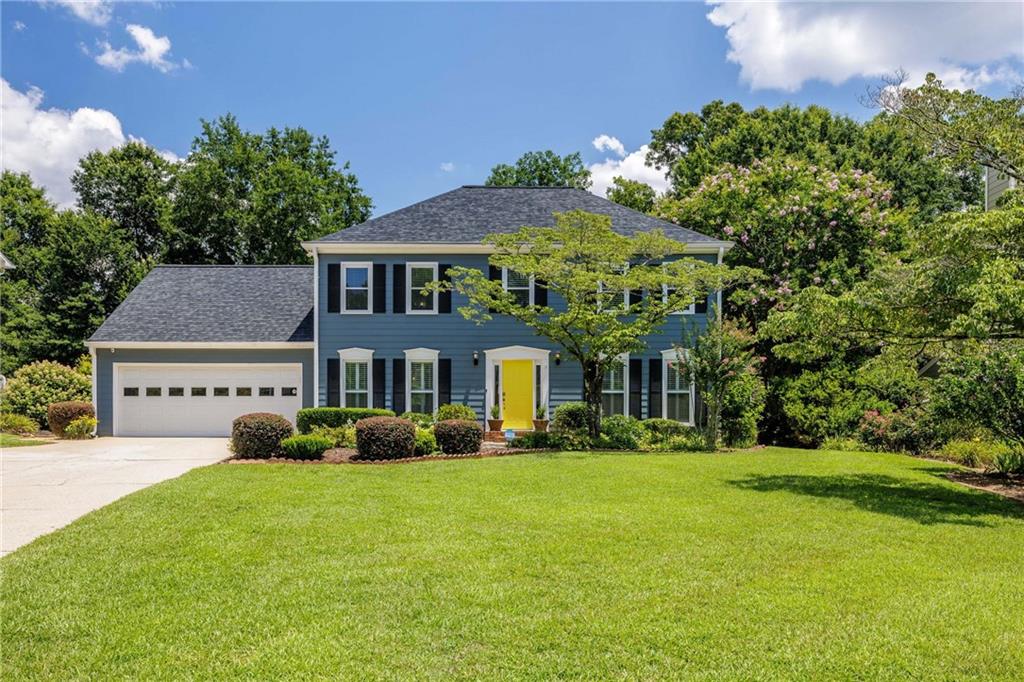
[
  {"x1": 503, "y1": 268, "x2": 533, "y2": 306},
  {"x1": 338, "y1": 348, "x2": 374, "y2": 408},
  {"x1": 601, "y1": 355, "x2": 628, "y2": 416},
  {"x1": 404, "y1": 348, "x2": 439, "y2": 415},
  {"x1": 599, "y1": 266, "x2": 628, "y2": 312},
  {"x1": 341, "y1": 263, "x2": 372, "y2": 313},
  {"x1": 407, "y1": 262, "x2": 438, "y2": 314},
  {"x1": 663, "y1": 261, "x2": 695, "y2": 315},
  {"x1": 662, "y1": 349, "x2": 694, "y2": 424}
]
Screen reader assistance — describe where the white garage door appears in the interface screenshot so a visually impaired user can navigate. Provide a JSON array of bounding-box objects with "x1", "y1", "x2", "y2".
[{"x1": 114, "y1": 363, "x2": 303, "y2": 437}]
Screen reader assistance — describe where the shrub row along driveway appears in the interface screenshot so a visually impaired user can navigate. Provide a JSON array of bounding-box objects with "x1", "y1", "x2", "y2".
[
  {"x1": 1, "y1": 437, "x2": 228, "y2": 555},
  {"x1": 3, "y1": 448, "x2": 1023, "y2": 678}
]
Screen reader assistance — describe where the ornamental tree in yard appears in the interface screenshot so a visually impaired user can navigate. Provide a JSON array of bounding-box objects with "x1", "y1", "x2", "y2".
[{"x1": 440, "y1": 210, "x2": 750, "y2": 437}]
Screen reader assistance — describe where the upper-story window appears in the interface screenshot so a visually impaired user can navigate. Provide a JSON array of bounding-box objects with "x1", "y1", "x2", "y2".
[
  {"x1": 663, "y1": 282, "x2": 696, "y2": 315},
  {"x1": 598, "y1": 266, "x2": 628, "y2": 312},
  {"x1": 341, "y1": 263, "x2": 372, "y2": 313},
  {"x1": 407, "y1": 262, "x2": 438, "y2": 314},
  {"x1": 503, "y1": 268, "x2": 533, "y2": 306}
]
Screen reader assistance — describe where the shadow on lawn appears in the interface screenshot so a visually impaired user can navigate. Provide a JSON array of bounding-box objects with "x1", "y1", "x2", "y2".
[{"x1": 728, "y1": 473, "x2": 1023, "y2": 526}]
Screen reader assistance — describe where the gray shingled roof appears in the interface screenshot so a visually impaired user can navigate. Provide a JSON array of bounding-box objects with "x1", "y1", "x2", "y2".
[
  {"x1": 311, "y1": 186, "x2": 724, "y2": 244},
  {"x1": 89, "y1": 266, "x2": 313, "y2": 343}
]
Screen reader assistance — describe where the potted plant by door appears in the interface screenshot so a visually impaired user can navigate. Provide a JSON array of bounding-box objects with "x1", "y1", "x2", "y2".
[
  {"x1": 532, "y1": 404, "x2": 549, "y2": 432},
  {"x1": 487, "y1": 403, "x2": 503, "y2": 432}
]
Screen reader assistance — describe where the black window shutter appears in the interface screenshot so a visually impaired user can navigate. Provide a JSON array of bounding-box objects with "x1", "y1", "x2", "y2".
[
  {"x1": 629, "y1": 289, "x2": 642, "y2": 308},
  {"x1": 438, "y1": 358, "x2": 452, "y2": 406},
  {"x1": 629, "y1": 358, "x2": 643, "y2": 418},
  {"x1": 393, "y1": 264, "x2": 406, "y2": 314},
  {"x1": 373, "y1": 264, "x2": 387, "y2": 313},
  {"x1": 534, "y1": 278, "x2": 548, "y2": 307},
  {"x1": 439, "y1": 264, "x2": 452, "y2": 314},
  {"x1": 372, "y1": 359, "x2": 386, "y2": 408},
  {"x1": 648, "y1": 358, "x2": 662, "y2": 419},
  {"x1": 327, "y1": 264, "x2": 340, "y2": 313},
  {"x1": 488, "y1": 265, "x2": 501, "y2": 313},
  {"x1": 327, "y1": 358, "x2": 340, "y2": 407},
  {"x1": 392, "y1": 358, "x2": 406, "y2": 413},
  {"x1": 695, "y1": 295, "x2": 708, "y2": 314}
]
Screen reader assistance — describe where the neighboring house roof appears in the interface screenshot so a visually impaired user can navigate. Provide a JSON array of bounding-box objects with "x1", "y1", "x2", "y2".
[
  {"x1": 0, "y1": 252, "x2": 14, "y2": 270},
  {"x1": 89, "y1": 266, "x2": 313, "y2": 343},
  {"x1": 308, "y1": 185, "x2": 726, "y2": 245}
]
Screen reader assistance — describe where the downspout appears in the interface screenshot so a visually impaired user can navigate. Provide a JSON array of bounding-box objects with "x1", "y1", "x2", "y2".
[
  {"x1": 90, "y1": 346, "x2": 98, "y2": 436},
  {"x1": 312, "y1": 247, "x2": 320, "y2": 406}
]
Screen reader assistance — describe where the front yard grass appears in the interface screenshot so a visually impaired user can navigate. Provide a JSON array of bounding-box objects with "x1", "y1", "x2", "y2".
[
  {"x1": 0, "y1": 433, "x2": 49, "y2": 447},
  {"x1": 3, "y1": 447, "x2": 1022, "y2": 679}
]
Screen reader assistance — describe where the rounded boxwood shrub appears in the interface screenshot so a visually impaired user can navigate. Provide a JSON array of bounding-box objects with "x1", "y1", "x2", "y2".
[
  {"x1": 401, "y1": 411, "x2": 435, "y2": 429},
  {"x1": 63, "y1": 416, "x2": 97, "y2": 440},
  {"x1": 552, "y1": 402, "x2": 590, "y2": 433},
  {"x1": 600, "y1": 414, "x2": 644, "y2": 450},
  {"x1": 2, "y1": 361, "x2": 91, "y2": 427},
  {"x1": 354, "y1": 416, "x2": 415, "y2": 460},
  {"x1": 0, "y1": 412, "x2": 39, "y2": 436},
  {"x1": 280, "y1": 434, "x2": 333, "y2": 460},
  {"x1": 434, "y1": 419, "x2": 483, "y2": 455},
  {"x1": 231, "y1": 412, "x2": 294, "y2": 459},
  {"x1": 295, "y1": 407, "x2": 394, "y2": 433},
  {"x1": 435, "y1": 403, "x2": 477, "y2": 422},
  {"x1": 414, "y1": 428, "x2": 438, "y2": 456},
  {"x1": 47, "y1": 401, "x2": 95, "y2": 438}
]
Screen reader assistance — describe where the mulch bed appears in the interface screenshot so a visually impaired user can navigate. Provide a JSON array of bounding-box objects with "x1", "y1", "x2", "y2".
[
  {"x1": 227, "y1": 446, "x2": 548, "y2": 465},
  {"x1": 945, "y1": 471, "x2": 1024, "y2": 504}
]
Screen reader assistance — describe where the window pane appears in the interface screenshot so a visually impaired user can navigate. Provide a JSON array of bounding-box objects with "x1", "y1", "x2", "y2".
[
  {"x1": 259, "y1": 387, "x2": 274, "y2": 397},
  {"x1": 511, "y1": 289, "x2": 531, "y2": 306},
  {"x1": 666, "y1": 362, "x2": 687, "y2": 391},
  {"x1": 411, "y1": 361, "x2": 433, "y2": 391},
  {"x1": 410, "y1": 290, "x2": 432, "y2": 310},
  {"x1": 345, "y1": 267, "x2": 369, "y2": 289},
  {"x1": 345, "y1": 361, "x2": 368, "y2": 391},
  {"x1": 124, "y1": 387, "x2": 139, "y2": 397},
  {"x1": 666, "y1": 394, "x2": 690, "y2": 423},
  {"x1": 410, "y1": 266, "x2": 434, "y2": 288},
  {"x1": 345, "y1": 289, "x2": 369, "y2": 311},
  {"x1": 236, "y1": 387, "x2": 252, "y2": 397},
  {"x1": 282, "y1": 387, "x2": 297, "y2": 397},
  {"x1": 213, "y1": 387, "x2": 229, "y2": 397},
  {"x1": 603, "y1": 364, "x2": 624, "y2": 392},
  {"x1": 346, "y1": 392, "x2": 368, "y2": 408},
  {"x1": 146, "y1": 387, "x2": 161, "y2": 397},
  {"x1": 411, "y1": 393, "x2": 434, "y2": 415},
  {"x1": 169, "y1": 387, "x2": 184, "y2": 397},
  {"x1": 191, "y1": 387, "x2": 207, "y2": 397},
  {"x1": 506, "y1": 270, "x2": 530, "y2": 288}
]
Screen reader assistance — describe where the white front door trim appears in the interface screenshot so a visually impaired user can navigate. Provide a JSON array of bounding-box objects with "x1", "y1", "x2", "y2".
[{"x1": 483, "y1": 345, "x2": 550, "y2": 422}]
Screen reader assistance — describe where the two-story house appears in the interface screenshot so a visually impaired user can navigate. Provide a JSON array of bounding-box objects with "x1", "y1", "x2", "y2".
[{"x1": 87, "y1": 186, "x2": 731, "y2": 436}]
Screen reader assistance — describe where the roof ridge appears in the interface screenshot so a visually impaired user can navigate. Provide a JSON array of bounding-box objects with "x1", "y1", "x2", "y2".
[
  {"x1": 460, "y1": 185, "x2": 583, "y2": 190},
  {"x1": 154, "y1": 264, "x2": 312, "y2": 269}
]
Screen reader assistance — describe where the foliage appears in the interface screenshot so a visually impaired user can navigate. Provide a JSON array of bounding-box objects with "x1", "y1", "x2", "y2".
[
  {"x1": 639, "y1": 418, "x2": 691, "y2": 441},
  {"x1": 720, "y1": 368, "x2": 765, "y2": 448},
  {"x1": 678, "y1": 313, "x2": 762, "y2": 449},
  {"x1": 63, "y1": 416, "x2": 98, "y2": 440},
  {"x1": 169, "y1": 115, "x2": 372, "y2": 265},
  {"x1": 230, "y1": 413, "x2": 294, "y2": 459},
  {"x1": 435, "y1": 403, "x2": 477, "y2": 422},
  {"x1": 489, "y1": 403, "x2": 501, "y2": 420},
  {"x1": 47, "y1": 401, "x2": 95, "y2": 438},
  {"x1": 536, "y1": 403, "x2": 548, "y2": 420},
  {"x1": 433, "y1": 419, "x2": 483, "y2": 455},
  {"x1": 940, "y1": 439, "x2": 1012, "y2": 469},
  {"x1": 354, "y1": 416, "x2": 415, "y2": 460},
  {"x1": 1, "y1": 361, "x2": 91, "y2": 427},
  {"x1": 0, "y1": 413, "x2": 39, "y2": 436},
  {"x1": 606, "y1": 176, "x2": 656, "y2": 213},
  {"x1": 280, "y1": 434, "x2": 333, "y2": 460},
  {"x1": 931, "y1": 344, "x2": 1024, "y2": 446},
  {"x1": 414, "y1": 428, "x2": 438, "y2": 457},
  {"x1": 856, "y1": 408, "x2": 937, "y2": 455},
  {"x1": 485, "y1": 150, "x2": 591, "y2": 189},
  {"x1": 819, "y1": 437, "x2": 865, "y2": 452},
  {"x1": 309, "y1": 424, "x2": 356, "y2": 448},
  {"x1": 643, "y1": 428, "x2": 707, "y2": 452},
  {"x1": 295, "y1": 407, "x2": 393, "y2": 433},
  {"x1": 400, "y1": 411, "x2": 434, "y2": 429},
  {"x1": 444, "y1": 210, "x2": 745, "y2": 436},
  {"x1": 599, "y1": 414, "x2": 644, "y2": 450},
  {"x1": 552, "y1": 402, "x2": 590, "y2": 433},
  {"x1": 510, "y1": 431, "x2": 561, "y2": 449},
  {"x1": 991, "y1": 449, "x2": 1024, "y2": 475}
]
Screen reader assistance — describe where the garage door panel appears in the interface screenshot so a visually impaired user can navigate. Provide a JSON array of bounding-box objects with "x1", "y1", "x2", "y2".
[{"x1": 115, "y1": 364, "x2": 302, "y2": 437}]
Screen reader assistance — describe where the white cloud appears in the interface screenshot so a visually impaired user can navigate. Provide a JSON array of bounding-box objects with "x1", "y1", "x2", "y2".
[
  {"x1": 439, "y1": 161, "x2": 455, "y2": 172},
  {"x1": 13, "y1": 20, "x2": 27, "y2": 31},
  {"x1": 588, "y1": 137, "x2": 670, "y2": 199},
  {"x1": 1, "y1": 79, "x2": 176, "y2": 208},
  {"x1": 43, "y1": 0, "x2": 112, "y2": 26},
  {"x1": 592, "y1": 134, "x2": 626, "y2": 158},
  {"x1": 95, "y1": 24, "x2": 183, "y2": 73},
  {"x1": 706, "y1": 1, "x2": 1024, "y2": 92}
]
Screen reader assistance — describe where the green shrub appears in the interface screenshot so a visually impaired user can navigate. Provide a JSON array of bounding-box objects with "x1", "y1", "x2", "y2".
[
  {"x1": 640, "y1": 418, "x2": 690, "y2": 442},
  {"x1": 231, "y1": 413, "x2": 294, "y2": 459},
  {"x1": 553, "y1": 431, "x2": 593, "y2": 451},
  {"x1": 991, "y1": 449, "x2": 1024, "y2": 475},
  {"x1": 434, "y1": 419, "x2": 483, "y2": 455},
  {"x1": 2, "y1": 361, "x2": 91, "y2": 427},
  {"x1": 0, "y1": 412, "x2": 38, "y2": 436},
  {"x1": 721, "y1": 370, "x2": 765, "y2": 448},
  {"x1": 47, "y1": 401, "x2": 95, "y2": 438},
  {"x1": 280, "y1": 434, "x2": 333, "y2": 460},
  {"x1": 819, "y1": 437, "x2": 865, "y2": 452},
  {"x1": 435, "y1": 403, "x2": 477, "y2": 422},
  {"x1": 647, "y1": 428, "x2": 706, "y2": 452},
  {"x1": 414, "y1": 428, "x2": 438, "y2": 456},
  {"x1": 600, "y1": 414, "x2": 644, "y2": 450},
  {"x1": 857, "y1": 407, "x2": 937, "y2": 454},
  {"x1": 400, "y1": 411, "x2": 435, "y2": 429},
  {"x1": 510, "y1": 431, "x2": 560, "y2": 449},
  {"x1": 354, "y1": 416, "x2": 415, "y2": 460},
  {"x1": 296, "y1": 407, "x2": 394, "y2": 433},
  {"x1": 63, "y1": 416, "x2": 97, "y2": 440},
  {"x1": 309, "y1": 425, "x2": 356, "y2": 448},
  {"x1": 552, "y1": 402, "x2": 589, "y2": 433},
  {"x1": 939, "y1": 439, "x2": 1010, "y2": 468}
]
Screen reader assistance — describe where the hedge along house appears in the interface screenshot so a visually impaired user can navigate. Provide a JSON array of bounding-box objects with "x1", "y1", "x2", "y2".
[{"x1": 87, "y1": 185, "x2": 730, "y2": 437}]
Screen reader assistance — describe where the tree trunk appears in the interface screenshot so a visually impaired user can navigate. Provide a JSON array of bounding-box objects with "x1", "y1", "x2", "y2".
[{"x1": 581, "y1": 360, "x2": 604, "y2": 439}]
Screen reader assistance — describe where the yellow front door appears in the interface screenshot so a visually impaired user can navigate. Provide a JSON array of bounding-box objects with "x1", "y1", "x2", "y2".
[{"x1": 501, "y1": 359, "x2": 534, "y2": 430}]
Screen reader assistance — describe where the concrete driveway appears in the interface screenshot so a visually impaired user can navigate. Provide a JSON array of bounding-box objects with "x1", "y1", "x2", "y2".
[{"x1": 1, "y1": 438, "x2": 228, "y2": 556}]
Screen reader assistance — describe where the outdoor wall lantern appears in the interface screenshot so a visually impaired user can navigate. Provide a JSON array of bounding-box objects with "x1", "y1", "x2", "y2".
[
  {"x1": 554, "y1": 351, "x2": 561, "y2": 365},
  {"x1": 472, "y1": 351, "x2": 479, "y2": 366}
]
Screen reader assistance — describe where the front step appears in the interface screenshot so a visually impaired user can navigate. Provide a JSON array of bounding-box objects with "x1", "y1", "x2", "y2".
[{"x1": 484, "y1": 430, "x2": 537, "y2": 443}]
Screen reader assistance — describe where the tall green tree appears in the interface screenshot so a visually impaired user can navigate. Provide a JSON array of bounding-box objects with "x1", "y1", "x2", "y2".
[
  {"x1": 606, "y1": 176, "x2": 656, "y2": 213},
  {"x1": 169, "y1": 115, "x2": 372, "y2": 264},
  {"x1": 71, "y1": 141, "x2": 175, "y2": 262},
  {"x1": 485, "y1": 150, "x2": 591, "y2": 189}
]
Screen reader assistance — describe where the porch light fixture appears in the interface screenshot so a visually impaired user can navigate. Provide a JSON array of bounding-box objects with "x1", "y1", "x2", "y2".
[
  {"x1": 554, "y1": 352, "x2": 561, "y2": 365},
  {"x1": 472, "y1": 351, "x2": 479, "y2": 366}
]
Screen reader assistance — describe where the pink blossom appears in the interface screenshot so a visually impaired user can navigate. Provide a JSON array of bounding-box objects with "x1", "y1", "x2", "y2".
[
  {"x1": 740, "y1": 233, "x2": 750, "y2": 244},
  {"x1": 723, "y1": 225, "x2": 735, "y2": 236}
]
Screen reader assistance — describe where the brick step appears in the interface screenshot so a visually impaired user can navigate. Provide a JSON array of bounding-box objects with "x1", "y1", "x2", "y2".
[{"x1": 484, "y1": 430, "x2": 539, "y2": 443}]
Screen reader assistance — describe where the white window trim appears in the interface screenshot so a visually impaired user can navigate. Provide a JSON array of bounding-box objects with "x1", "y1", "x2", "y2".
[
  {"x1": 602, "y1": 352, "x2": 629, "y2": 416},
  {"x1": 406, "y1": 262, "x2": 438, "y2": 315},
  {"x1": 597, "y1": 265, "x2": 630, "y2": 312},
  {"x1": 502, "y1": 267, "x2": 534, "y2": 306},
  {"x1": 338, "y1": 348, "x2": 374, "y2": 408},
  {"x1": 663, "y1": 283, "x2": 696, "y2": 315},
  {"x1": 404, "y1": 347, "x2": 439, "y2": 414},
  {"x1": 340, "y1": 262, "x2": 373, "y2": 315},
  {"x1": 661, "y1": 348, "x2": 695, "y2": 425}
]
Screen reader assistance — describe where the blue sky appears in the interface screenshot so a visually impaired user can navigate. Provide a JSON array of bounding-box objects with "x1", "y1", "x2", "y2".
[{"x1": 3, "y1": 2, "x2": 1022, "y2": 213}]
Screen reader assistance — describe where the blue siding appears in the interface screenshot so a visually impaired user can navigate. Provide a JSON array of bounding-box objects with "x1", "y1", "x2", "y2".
[
  {"x1": 318, "y1": 253, "x2": 714, "y2": 420},
  {"x1": 94, "y1": 348, "x2": 314, "y2": 436}
]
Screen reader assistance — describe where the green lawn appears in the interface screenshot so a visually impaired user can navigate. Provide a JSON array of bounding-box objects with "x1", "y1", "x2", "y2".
[
  {"x1": 0, "y1": 433, "x2": 49, "y2": 447},
  {"x1": 3, "y1": 448, "x2": 1022, "y2": 679}
]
